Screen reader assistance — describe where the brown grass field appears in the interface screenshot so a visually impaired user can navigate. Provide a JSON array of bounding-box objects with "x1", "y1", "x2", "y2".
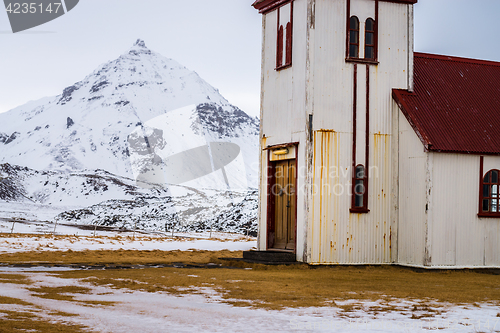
[{"x1": 1, "y1": 248, "x2": 500, "y2": 331}]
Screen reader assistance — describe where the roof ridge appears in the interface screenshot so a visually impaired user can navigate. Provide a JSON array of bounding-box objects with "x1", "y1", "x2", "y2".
[{"x1": 414, "y1": 52, "x2": 500, "y2": 68}]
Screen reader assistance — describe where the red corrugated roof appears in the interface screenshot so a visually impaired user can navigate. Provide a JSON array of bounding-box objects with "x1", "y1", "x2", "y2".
[{"x1": 393, "y1": 52, "x2": 500, "y2": 155}]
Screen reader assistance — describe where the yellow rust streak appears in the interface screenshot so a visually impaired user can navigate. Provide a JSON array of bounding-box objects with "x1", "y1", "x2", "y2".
[
  {"x1": 313, "y1": 130, "x2": 338, "y2": 263},
  {"x1": 373, "y1": 133, "x2": 390, "y2": 262},
  {"x1": 331, "y1": 131, "x2": 339, "y2": 261},
  {"x1": 311, "y1": 131, "x2": 317, "y2": 262},
  {"x1": 317, "y1": 129, "x2": 335, "y2": 133},
  {"x1": 319, "y1": 131, "x2": 324, "y2": 261}
]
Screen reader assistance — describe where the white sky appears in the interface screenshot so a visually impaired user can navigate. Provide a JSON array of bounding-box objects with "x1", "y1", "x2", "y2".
[{"x1": 1, "y1": 0, "x2": 499, "y2": 118}]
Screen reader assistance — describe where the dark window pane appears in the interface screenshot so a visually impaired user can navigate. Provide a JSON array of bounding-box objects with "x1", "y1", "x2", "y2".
[
  {"x1": 484, "y1": 172, "x2": 490, "y2": 183},
  {"x1": 355, "y1": 179, "x2": 365, "y2": 195},
  {"x1": 356, "y1": 166, "x2": 365, "y2": 178},
  {"x1": 366, "y1": 32, "x2": 374, "y2": 45},
  {"x1": 350, "y1": 17, "x2": 359, "y2": 30},
  {"x1": 365, "y1": 46, "x2": 374, "y2": 59},
  {"x1": 277, "y1": 25, "x2": 284, "y2": 67},
  {"x1": 349, "y1": 44, "x2": 358, "y2": 58},
  {"x1": 366, "y1": 19, "x2": 374, "y2": 31},
  {"x1": 355, "y1": 193, "x2": 363, "y2": 207},
  {"x1": 484, "y1": 184, "x2": 490, "y2": 197},
  {"x1": 483, "y1": 199, "x2": 490, "y2": 212},
  {"x1": 350, "y1": 31, "x2": 358, "y2": 44},
  {"x1": 285, "y1": 22, "x2": 292, "y2": 65},
  {"x1": 492, "y1": 170, "x2": 498, "y2": 183}
]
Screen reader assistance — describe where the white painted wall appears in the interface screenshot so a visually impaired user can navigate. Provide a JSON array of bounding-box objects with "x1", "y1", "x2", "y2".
[
  {"x1": 396, "y1": 110, "x2": 427, "y2": 267},
  {"x1": 257, "y1": 0, "x2": 309, "y2": 260},
  {"x1": 396, "y1": 109, "x2": 500, "y2": 268},
  {"x1": 258, "y1": 0, "x2": 416, "y2": 264},
  {"x1": 427, "y1": 153, "x2": 500, "y2": 268},
  {"x1": 306, "y1": 0, "x2": 412, "y2": 264}
]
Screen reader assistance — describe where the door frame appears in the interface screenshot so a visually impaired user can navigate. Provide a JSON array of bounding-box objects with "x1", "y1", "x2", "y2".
[{"x1": 265, "y1": 142, "x2": 298, "y2": 252}]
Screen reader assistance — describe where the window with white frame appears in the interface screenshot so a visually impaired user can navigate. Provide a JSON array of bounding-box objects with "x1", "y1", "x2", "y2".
[{"x1": 481, "y1": 169, "x2": 500, "y2": 216}]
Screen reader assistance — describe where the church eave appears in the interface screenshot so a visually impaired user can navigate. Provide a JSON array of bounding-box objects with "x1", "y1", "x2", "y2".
[{"x1": 252, "y1": 0, "x2": 418, "y2": 14}]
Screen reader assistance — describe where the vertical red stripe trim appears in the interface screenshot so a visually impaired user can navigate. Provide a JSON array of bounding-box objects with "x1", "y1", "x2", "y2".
[
  {"x1": 276, "y1": 8, "x2": 282, "y2": 68},
  {"x1": 294, "y1": 144, "x2": 298, "y2": 255},
  {"x1": 266, "y1": 149, "x2": 274, "y2": 249},
  {"x1": 375, "y1": 0, "x2": 379, "y2": 61},
  {"x1": 287, "y1": 1, "x2": 293, "y2": 66},
  {"x1": 365, "y1": 65, "x2": 370, "y2": 209},
  {"x1": 351, "y1": 64, "x2": 357, "y2": 209},
  {"x1": 345, "y1": 0, "x2": 351, "y2": 59},
  {"x1": 479, "y1": 156, "x2": 484, "y2": 214}
]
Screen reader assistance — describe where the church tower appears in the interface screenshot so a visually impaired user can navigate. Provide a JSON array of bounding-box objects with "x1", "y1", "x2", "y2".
[{"x1": 252, "y1": 0, "x2": 417, "y2": 264}]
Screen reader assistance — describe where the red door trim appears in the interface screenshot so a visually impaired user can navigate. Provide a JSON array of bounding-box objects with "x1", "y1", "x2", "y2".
[{"x1": 266, "y1": 143, "x2": 298, "y2": 253}]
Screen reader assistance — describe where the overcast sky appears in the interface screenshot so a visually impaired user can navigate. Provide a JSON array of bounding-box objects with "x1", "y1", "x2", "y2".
[{"x1": 1, "y1": 0, "x2": 500, "y2": 117}]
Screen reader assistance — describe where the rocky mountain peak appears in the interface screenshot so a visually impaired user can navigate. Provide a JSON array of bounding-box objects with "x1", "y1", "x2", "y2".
[
  {"x1": 0, "y1": 40, "x2": 259, "y2": 189},
  {"x1": 128, "y1": 38, "x2": 152, "y2": 56},
  {"x1": 134, "y1": 39, "x2": 147, "y2": 48}
]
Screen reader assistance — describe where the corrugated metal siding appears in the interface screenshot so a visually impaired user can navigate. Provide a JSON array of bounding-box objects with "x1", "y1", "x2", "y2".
[
  {"x1": 397, "y1": 93, "x2": 500, "y2": 268},
  {"x1": 482, "y1": 156, "x2": 500, "y2": 266},
  {"x1": 397, "y1": 111, "x2": 427, "y2": 266},
  {"x1": 393, "y1": 53, "x2": 500, "y2": 155},
  {"x1": 258, "y1": 0, "x2": 309, "y2": 258},
  {"x1": 311, "y1": 0, "x2": 352, "y2": 133},
  {"x1": 258, "y1": 0, "x2": 415, "y2": 264},
  {"x1": 306, "y1": 1, "x2": 411, "y2": 264},
  {"x1": 373, "y1": 2, "x2": 411, "y2": 134},
  {"x1": 427, "y1": 154, "x2": 500, "y2": 268},
  {"x1": 310, "y1": 129, "x2": 393, "y2": 264}
]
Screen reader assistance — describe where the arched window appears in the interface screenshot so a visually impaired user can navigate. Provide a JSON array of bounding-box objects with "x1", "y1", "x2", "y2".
[
  {"x1": 276, "y1": 2, "x2": 293, "y2": 69},
  {"x1": 348, "y1": 16, "x2": 359, "y2": 58},
  {"x1": 482, "y1": 170, "x2": 500, "y2": 215},
  {"x1": 365, "y1": 18, "x2": 375, "y2": 60}
]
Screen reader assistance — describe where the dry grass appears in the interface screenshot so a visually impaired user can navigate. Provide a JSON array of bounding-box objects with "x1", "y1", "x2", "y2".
[
  {"x1": 1, "y1": 249, "x2": 499, "y2": 313},
  {"x1": 0, "y1": 274, "x2": 32, "y2": 285},
  {"x1": 28, "y1": 286, "x2": 115, "y2": 307},
  {"x1": 0, "y1": 283, "x2": 101, "y2": 332},
  {"x1": 0, "y1": 249, "x2": 242, "y2": 266},
  {"x1": 4, "y1": 250, "x2": 490, "y2": 311},
  {"x1": 0, "y1": 309, "x2": 90, "y2": 333},
  {"x1": 0, "y1": 295, "x2": 33, "y2": 306}
]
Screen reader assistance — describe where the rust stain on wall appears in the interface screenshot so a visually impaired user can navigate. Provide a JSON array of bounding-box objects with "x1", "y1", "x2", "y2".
[{"x1": 313, "y1": 130, "x2": 339, "y2": 263}]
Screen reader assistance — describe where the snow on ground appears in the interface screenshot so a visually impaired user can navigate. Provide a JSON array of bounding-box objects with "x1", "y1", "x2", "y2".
[
  {"x1": 0, "y1": 235, "x2": 256, "y2": 254},
  {"x1": 0, "y1": 201, "x2": 67, "y2": 222},
  {"x1": 0, "y1": 217, "x2": 256, "y2": 253},
  {"x1": 0, "y1": 234, "x2": 256, "y2": 254},
  {"x1": 0, "y1": 273, "x2": 499, "y2": 333},
  {"x1": 1, "y1": 211, "x2": 499, "y2": 332}
]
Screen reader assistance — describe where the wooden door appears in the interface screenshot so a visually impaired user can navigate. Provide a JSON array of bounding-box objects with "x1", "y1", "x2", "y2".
[{"x1": 272, "y1": 159, "x2": 296, "y2": 250}]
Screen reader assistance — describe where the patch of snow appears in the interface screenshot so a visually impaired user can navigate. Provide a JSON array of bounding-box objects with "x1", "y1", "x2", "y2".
[{"x1": 0, "y1": 273, "x2": 499, "y2": 333}]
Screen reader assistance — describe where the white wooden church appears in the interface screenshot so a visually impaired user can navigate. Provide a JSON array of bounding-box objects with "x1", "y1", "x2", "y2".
[{"x1": 252, "y1": 0, "x2": 500, "y2": 268}]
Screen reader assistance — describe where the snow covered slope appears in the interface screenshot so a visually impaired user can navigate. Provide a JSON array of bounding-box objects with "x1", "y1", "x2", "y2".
[
  {"x1": 0, "y1": 39, "x2": 259, "y2": 189},
  {"x1": 0, "y1": 163, "x2": 258, "y2": 234}
]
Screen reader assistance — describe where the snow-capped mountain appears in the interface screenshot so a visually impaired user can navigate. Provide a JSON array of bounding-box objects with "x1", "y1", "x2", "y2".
[
  {"x1": 0, "y1": 39, "x2": 260, "y2": 234},
  {"x1": 0, "y1": 39, "x2": 259, "y2": 190},
  {"x1": 0, "y1": 163, "x2": 258, "y2": 234}
]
